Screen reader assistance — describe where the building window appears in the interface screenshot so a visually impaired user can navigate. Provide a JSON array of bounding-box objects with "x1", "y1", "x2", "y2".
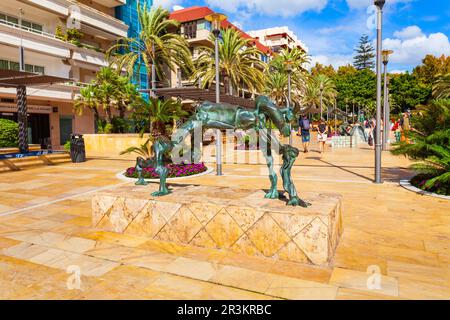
[
  {"x1": 182, "y1": 21, "x2": 197, "y2": 39},
  {"x1": 0, "y1": 59, "x2": 44, "y2": 74},
  {"x1": 0, "y1": 11, "x2": 44, "y2": 34}
]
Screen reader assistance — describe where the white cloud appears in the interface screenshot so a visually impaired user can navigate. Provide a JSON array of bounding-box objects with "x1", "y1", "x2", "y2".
[
  {"x1": 152, "y1": 0, "x2": 182, "y2": 9},
  {"x1": 205, "y1": 0, "x2": 328, "y2": 17},
  {"x1": 390, "y1": 70, "x2": 407, "y2": 74},
  {"x1": 393, "y1": 25, "x2": 423, "y2": 39},
  {"x1": 172, "y1": 5, "x2": 184, "y2": 11},
  {"x1": 346, "y1": 0, "x2": 412, "y2": 10},
  {"x1": 383, "y1": 26, "x2": 450, "y2": 66},
  {"x1": 309, "y1": 54, "x2": 353, "y2": 69}
]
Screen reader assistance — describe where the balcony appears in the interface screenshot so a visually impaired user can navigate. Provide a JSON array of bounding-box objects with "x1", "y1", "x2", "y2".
[
  {"x1": 0, "y1": 18, "x2": 72, "y2": 58},
  {"x1": 70, "y1": 46, "x2": 108, "y2": 70},
  {"x1": 22, "y1": 0, "x2": 128, "y2": 37},
  {"x1": 92, "y1": 0, "x2": 125, "y2": 7}
]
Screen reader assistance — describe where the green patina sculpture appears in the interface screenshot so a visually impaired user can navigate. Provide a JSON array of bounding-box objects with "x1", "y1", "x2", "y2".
[
  {"x1": 134, "y1": 96, "x2": 309, "y2": 207},
  {"x1": 338, "y1": 122, "x2": 368, "y2": 142}
]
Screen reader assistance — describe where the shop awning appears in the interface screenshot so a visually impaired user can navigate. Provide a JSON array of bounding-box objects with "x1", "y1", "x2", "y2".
[
  {"x1": 150, "y1": 87, "x2": 257, "y2": 109},
  {"x1": 0, "y1": 69, "x2": 71, "y2": 154},
  {"x1": 0, "y1": 70, "x2": 70, "y2": 87}
]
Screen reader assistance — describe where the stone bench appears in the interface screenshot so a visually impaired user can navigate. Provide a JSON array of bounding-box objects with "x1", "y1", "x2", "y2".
[{"x1": 92, "y1": 185, "x2": 343, "y2": 266}]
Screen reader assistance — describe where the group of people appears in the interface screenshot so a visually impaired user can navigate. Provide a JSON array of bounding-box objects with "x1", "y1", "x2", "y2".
[
  {"x1": 297, "y1": 116, "x2": 328, "y2": 154},
  {"x1": 295, "y1": 111, "x2": 412, "y2": 154},
  {"x1": 363, "y1": 111, "x2": 411, "y2": 147}
]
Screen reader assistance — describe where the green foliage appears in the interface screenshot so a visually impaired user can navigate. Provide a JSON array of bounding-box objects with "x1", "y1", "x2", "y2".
[
  {"x1": 131, "y1": 97, "x2": 187, "y2": 137},
  {"x1": 193, "y1": 28, "x2": 266, "y2": 95},
  {"x1": 389, "y1": 73, "x2": 431, "y2": 114},
  {"x1": 433, "y1": 73, "x2": 450, "y2": 99},
  {"x1": 392, "y1": 99, "x2": 450, "y2": 195},
  {"x1": 63, "y1": 140, "x2": 71, "y2": 152},
  {"x1": 0, "y1": 119, "x2": 19, "y2": 148},
  {"x1": 333, "y1": 69, "x2": 376, "y2": 115},
  {"x1": 353, "y1": 34, "x2": 375, "y2": 70},
  {"x1": 412, "y1": 54, "x2": 450, "y2": 85},
  {"x1": 303, "y1": 74, "x2": 337, "y2": 114},
  {"x1": 264, "y1": 47, "x2": 309, "y2": 109},
  {"x1": 74, "y1": 67, "x2": 143, "y2": 127},
  {"x1": 120, "y1": 138, "x2": 152, "y2": 159},
  {"x1": 107, "y1": 5, "x2": 192, "y2": 88},
  {"x1": 310, "y1": 63, "x2": 336, "y2": 78}
]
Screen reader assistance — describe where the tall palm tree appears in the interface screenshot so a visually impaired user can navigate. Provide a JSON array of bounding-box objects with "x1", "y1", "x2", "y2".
[
  {"x1": 302, "y1": 74, "x2": 337, "y2": 116},
  {"x1": 192, "y1": 28, "x2": 266, "y2": 95},
  {"x1": 433, "y1": 73, "x2": 450, "y2": 99},
  {"x1": 106, "y1": 4, "x2": 192, "y2": 90},
  {"x1": 264, "y1": 47, "x2": 309, "y2": 109}
]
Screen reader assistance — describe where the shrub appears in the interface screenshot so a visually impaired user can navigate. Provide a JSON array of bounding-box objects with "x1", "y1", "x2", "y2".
[
  {"x1": 392, "y1": 99, "x2": 450, "y2": 195},
  {"x1": 0, "y1": 119, "x2": 19, "y2": 148},
  {"x1": 64, "y1": 140, "x2": 71, "y2": 152}
]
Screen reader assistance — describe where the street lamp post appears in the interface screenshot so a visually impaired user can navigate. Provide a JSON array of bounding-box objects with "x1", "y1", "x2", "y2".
[
  {"x1": 284, "y1": 60, "x2": 293, "y2": 145},
  {"x1": 374, "y1": 0, "x2": 385, "y2": 184},
  {"x1": 382, "y1": 49, "x2": 393, "y2": 151},
  {"x1": 319, "y1": 82, "x2": 324, "y2": 120},
  {"x1": 19, "y1": 8, "x2": 25, "y2": 71},
  {"x1": 205, "y1": 12, "x2": 227, "y2": 176}
]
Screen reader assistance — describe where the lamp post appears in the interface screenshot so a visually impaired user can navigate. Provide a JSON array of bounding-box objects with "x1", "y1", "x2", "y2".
[
  {"x1": 319, "y1": 82, "x2": 324, "y2": 120},
  {"x1": 205, "y1": 12, "x2": 227, "y2": 176},
  {"x1": 382, "y1": 49, "x2": 393, "y2": 151},
  {"x1": 284, "y1": 60, "x2": 293, "y2": 145},
  {"x1": 19, "y1": 8, "x2": 25, "y2": 71},
  {"x1": 374, "y1": 0, "x2": 385, "y2": 184}
]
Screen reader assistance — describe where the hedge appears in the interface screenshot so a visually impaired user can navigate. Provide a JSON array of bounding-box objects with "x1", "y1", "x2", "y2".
[{"x1": 0, "y1": 119, "x2": 19, "y2": 148}]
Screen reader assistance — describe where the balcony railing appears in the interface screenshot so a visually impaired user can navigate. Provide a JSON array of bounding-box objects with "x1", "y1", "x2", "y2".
[{"x1": 0, "y1": 18, "x2": 57, "y2": 39}]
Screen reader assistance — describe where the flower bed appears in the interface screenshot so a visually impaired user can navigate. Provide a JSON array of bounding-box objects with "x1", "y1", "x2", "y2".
[
  {"x1": 124, "y1": 163, "x2": 208, "y2": 179},
  {"x1": 410, "y1": 173, "x2": 450, "y2": 196}
]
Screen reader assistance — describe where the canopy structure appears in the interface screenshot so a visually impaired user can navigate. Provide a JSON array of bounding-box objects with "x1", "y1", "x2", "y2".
[
  {"x1": 0, "y1": 69, "x2": 71, "y2": 153},
  {"x1": 151, "y1": 87, "x2": 256, "y2": 109}
]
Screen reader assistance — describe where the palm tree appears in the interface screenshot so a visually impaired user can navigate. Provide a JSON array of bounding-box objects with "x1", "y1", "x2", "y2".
[
  {"x1": 107, "y1": 4, "x2": 192, "y2": 91},
  {"x1": 192, "y1": 28, "x2": 266, "y2": 95},
  {"x1": 433, "y1": 73, "x2": 450, "y2": 99},
  {"x1": 392, "y1": 100, "x2": 450, "y2": 195},
  {"x1": 74, "y1": 67, "x2": 142, "y2": 125},
  {"x1": 302, "y1": 74, "x2": 337, "y2": 116},
  {"x1": 131, "y1": 97, "x2": 188, "y2": 137},
  {"x1": 264, "y1": 48, "x2": 309, "y2": 109}
]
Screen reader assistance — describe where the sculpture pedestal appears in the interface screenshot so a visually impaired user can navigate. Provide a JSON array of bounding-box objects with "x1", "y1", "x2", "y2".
[{"x1": 92, "y1": 184, "x2": 343, "y2": 266}]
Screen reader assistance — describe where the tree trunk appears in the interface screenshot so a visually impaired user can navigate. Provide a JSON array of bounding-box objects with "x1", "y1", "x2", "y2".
[{"x1": 104, "y1": 105, "x2": 112, "y2": 124}]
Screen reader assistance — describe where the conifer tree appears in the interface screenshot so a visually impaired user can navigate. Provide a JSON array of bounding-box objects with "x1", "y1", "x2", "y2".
[{"x1": 353, "y1": 34, "x2": 375, "y2": 70}]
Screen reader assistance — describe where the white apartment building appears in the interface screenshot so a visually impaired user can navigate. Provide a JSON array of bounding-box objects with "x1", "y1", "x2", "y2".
[
  {"x1": 0, "y1": 0, "x2": 128, "y2": 148},
  {"x1": 248, "y1": 26, "x2": 308, "y2": 54}
]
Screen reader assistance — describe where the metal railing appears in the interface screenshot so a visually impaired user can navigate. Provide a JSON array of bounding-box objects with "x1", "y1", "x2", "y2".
[{"x1": 0, "y1": 18, "x2": 57, "y2": 39}]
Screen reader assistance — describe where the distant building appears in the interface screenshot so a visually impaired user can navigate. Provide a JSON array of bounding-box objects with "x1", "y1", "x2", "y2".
[
  {"x1": 115, "y1": 0, "x2": 151, "y2": 92},
  {"x1": 248, "y1": 27, "x2": 308, "y2": 54},
  {"x1": 168, "y1": 6, "x2": 272, "y2": 91}
]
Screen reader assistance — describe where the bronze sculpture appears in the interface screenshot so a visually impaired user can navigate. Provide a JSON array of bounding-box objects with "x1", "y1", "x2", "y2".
[{"x1": 134, "y1": 96, "x2": 309, "y2": 207}]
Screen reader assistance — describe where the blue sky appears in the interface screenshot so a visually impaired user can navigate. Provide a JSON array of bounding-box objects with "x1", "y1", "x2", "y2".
[{"x1": 154, "y1": 0, "x2": 450, "y2": 72}]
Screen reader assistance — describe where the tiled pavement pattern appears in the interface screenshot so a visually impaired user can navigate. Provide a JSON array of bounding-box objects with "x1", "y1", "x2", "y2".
[
  {"x1": 0, "y1": 138, "x2": 449, "y2": 299},
  {"x1": 92, "y1": 185, "x2": 343, "y2": 266}
]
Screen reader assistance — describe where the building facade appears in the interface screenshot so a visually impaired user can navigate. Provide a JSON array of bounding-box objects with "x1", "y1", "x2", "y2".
[
  {"x1": 168, "y1": 6, "x2": 272, "y2": 93},
  {"x1": 248, "y1": 26, "x2": 308, "y2": 54},
  {"x1": 0, "y1": 0, "x2": 149, "y2": 149}
]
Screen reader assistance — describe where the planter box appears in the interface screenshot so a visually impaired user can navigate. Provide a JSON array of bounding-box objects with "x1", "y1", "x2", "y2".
[{"x1": 92, "y1": 184, "x2": 344, "y2": 266}]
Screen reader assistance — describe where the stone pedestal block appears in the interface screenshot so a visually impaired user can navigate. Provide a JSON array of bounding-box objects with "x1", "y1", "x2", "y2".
[{"x1": 92, "y1": 185, "x2": 343, "y2": 266}]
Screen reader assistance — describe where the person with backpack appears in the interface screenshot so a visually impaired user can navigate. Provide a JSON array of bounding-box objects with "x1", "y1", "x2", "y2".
[{"x1": 298, "y1": 115, "x2": 311, "y2": 153}]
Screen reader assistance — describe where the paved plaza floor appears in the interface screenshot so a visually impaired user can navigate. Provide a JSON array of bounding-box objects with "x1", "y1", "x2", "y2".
[{"x1": 0, "y1": 137, "x2": 449, "y2": 300}]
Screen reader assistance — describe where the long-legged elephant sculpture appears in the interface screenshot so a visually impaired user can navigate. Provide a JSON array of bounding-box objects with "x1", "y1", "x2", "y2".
[{"x1": 134, "y1": 96, "x2": 309, "y2": 207}]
